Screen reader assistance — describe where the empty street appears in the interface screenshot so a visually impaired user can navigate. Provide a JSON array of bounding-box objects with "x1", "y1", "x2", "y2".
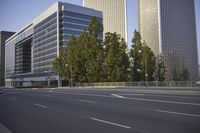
[{"x1": 0, "y1": 87, "x2": 200, "y2": 133}]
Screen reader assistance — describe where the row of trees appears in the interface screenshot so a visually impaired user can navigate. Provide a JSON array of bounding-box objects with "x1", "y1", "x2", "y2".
[{"x1": 53, "y1": 17, "x2": 167, "y2": 83}]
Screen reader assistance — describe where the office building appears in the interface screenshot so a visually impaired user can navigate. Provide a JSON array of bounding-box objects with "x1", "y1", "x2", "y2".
[
  {"x1": 138, "y1": 0, "x2": 199, "y2": 80},
  {"x1": 5, "y1": 2, "x2": 102, "y2": 87},
  {"x1": 83, "y1": 0, "x2": 128, "y2": 42},
  {"x1": 0, "y1": 31, "x2": 15, "y2": 86}
]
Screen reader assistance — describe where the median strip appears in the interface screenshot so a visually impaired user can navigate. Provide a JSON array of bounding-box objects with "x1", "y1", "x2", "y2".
[
  {"x1": 34, "y1": 104, "x2": 48, "y2": 108},
  {"x1": 156, "y1": 110, "x2": 200, "y2": 118},
  {"x1": 91, "y1": 118, "x2": 131, "y2": 129}
]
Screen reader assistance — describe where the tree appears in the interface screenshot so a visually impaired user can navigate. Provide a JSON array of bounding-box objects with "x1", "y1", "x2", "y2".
[
  {"x1": 172, "y1": 69, "x2": 180, "y2": 81},
  {"x1": 154, "y1": 54, "x2": 167, "y2": 81},
  {"x1": 141, "y1": 44, "x2": 156, "y2": 81},
  {"x1": 104, "y1": 32, "x2": 129, "y2": 82},
  {"x1": 53, "y1": 17, "x2": 105, "y2": 83},
  {"x1": 180, "y1": 68, "x2": 189, "y2": 81},
  {"x1": 129, "y1": 30, "x2": 143, "y2": 81},
  {"x1": 172, "y1": 68, "x2": 189, "y2": 81},
  {"x1": 129, "y1": 30, "x2": 156, "y2": 81},
  {"x1": 52, "y1": 47, "x2": 68, "y2": 78}
]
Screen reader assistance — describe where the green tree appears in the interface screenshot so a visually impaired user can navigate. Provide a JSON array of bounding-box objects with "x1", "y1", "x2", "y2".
[
  {"x1": 104, "y1": 32, "x2": 129, "y2": 82},
  {"x1": 129, "y1": 30, "x2": 156, "y2": 81},
  {"x1": 180, "y1": 68, "x2": 189, "y2": 81},
  {"x1": 141, "y1": 44, "x2": 156, "y2": 81},
  {"x1": 53, "y1": 17, "x2": 105, "y2": 83},
  {"x1": 154, "y1": 54, "x2": 167, "y2": 81},
  {"x1": 129, "y1": 30, "x2": 143, "y2": 81},
  {"x1": 172, "y1": 69, "x2": 179, "y2": 81},
  {"x1": 52, "y1": 47, "x2": 68, "y2": 78}
]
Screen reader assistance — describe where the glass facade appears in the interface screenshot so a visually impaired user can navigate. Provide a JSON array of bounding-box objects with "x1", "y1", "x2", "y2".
[
  {"x1": 138, "y1": 0, "x2": 199, "y2": 80},
  {"x1": 15, "y1": 38, "x2": 32, "y2": 74},
  {"x1": 5, "y1": 41, "x2": 15, "y2": 78},
  {"x1": 33, "y1": 12, "x2": 57, "y2": 73},
  {"x1": 59, "y1": 11, "x2": 102, "y2": 47}
]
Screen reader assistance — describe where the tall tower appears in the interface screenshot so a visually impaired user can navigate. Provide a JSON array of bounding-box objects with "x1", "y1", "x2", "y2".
[
  {"x1": 0, "y1": 31, "x2": 15, "y2": 86},
  {"x1": 84, "y1": 0, "x2": 128, "y2": 42},
  {"x1": 138, "y1": 0, "x2": 199, "y2": 81}
]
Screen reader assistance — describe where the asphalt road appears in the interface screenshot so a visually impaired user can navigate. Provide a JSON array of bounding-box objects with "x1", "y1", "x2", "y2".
[{"x1": 0, "y1": 87, "x2": 200, "y2": 133}]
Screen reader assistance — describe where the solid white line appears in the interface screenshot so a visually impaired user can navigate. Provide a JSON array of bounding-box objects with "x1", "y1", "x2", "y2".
[
  {"x1": 157, "y1": 110, "x2": 200, "y2": 117},
  {"x1": 111, "y1": 94, "x2": 125, "y2": 98},
  {"x1": 10, "y1": 97, "x2": 17, "y2": 101},
  {"x1": 146, "y1": 94, "x2": 200, "y2": 100},
  {"x1": 126, "y1": 97, "x2": 200, "y2": 106},
  {"x1": 118, "y1": 93, "x2": 145, "y2": 96},
  {"x1": 34, "y1": 103, "x2": 48, "y2": 108},
  {"x1": 79, "y1": 99, "x2": 97, "y2": 103},
  {"x1": 91, "y1": 118, "x2": 131, "y2": 129},
  {"x1": 52, "y1": 91, "x2": 200, "y2": 106}
]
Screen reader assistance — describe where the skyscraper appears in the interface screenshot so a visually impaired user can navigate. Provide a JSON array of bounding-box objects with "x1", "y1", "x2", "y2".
[
  {"x1": 0, "y1": 31, "x2": 15, "y2": 86},
  {"x1": 138, "y1": 0, "x2": 199, "y2": 81},
  {"x1": 84, "y1": 0, "x2": 128, "y2": 42}
]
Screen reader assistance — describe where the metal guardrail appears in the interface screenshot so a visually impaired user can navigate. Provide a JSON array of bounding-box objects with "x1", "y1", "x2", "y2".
[{"x1": 75, "y1": 81, "x2": 200, "y2": 87}]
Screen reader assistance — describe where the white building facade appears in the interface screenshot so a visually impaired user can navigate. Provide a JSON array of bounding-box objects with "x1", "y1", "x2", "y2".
[{"x1": 5, "y1": 2, "x2": 102, "y2": 87}]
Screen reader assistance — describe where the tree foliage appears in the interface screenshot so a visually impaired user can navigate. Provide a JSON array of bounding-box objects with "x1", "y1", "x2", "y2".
[
  {"x1": 129, "y1": 30, "x2": 143, "y2": 81},
  {"x1": 129, "y1": 30, "x2": 156, "y2": 81},
  {"x1": 53, "y1": 21, "x2": 159, "y2": 84},
  {"x1": 173, "y1": 68, "x2": 189, "y2": 81},
  {"x1": 104, "y1": 33, "x2": 129, "y2": 82},
  {"x1": 154, "y1": 54, "x2": 167, "y2": 81}
]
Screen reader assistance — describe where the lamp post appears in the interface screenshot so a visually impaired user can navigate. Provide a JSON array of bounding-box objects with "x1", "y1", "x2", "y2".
[
  {"x1": 138, "y1": 49, "x2": 148, "y2": 87},
  {"x1": 65, "y1": 64, "x2": 72, "y2": 87},
  {"x1": 45, "y1": 70, "x2": 50, "y2": 87}
]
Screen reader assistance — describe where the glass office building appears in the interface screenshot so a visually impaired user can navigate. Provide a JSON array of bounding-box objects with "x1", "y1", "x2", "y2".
[
  {"x1": 138, "y1": 0, "x2": 199, "y2": 81},
  {"x1": 83, "y1": 0, "x2": 128, "y2": 42},
  {"x1": 5, "y1": 2, "x2": 102, "y2": 87}
]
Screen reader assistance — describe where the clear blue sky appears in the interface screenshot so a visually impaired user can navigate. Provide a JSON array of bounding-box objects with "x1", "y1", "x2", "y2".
[{"x1": 0, "y1": 0, "x2": 199, "y2": 64}]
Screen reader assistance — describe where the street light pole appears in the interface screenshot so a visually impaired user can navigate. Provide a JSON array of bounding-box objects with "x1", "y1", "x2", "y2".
[
  {"x1": 144, "y1": 48, "x2": 148, "y2": 87},
  {"x1": 65, "y1": 64, "x2": 72, "y2": 87},
  {"x1": 45, "y1": 70, "x2": 50, "y2": 87}
]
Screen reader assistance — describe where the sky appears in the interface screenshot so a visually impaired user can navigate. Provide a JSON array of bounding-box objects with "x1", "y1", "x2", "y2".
[{"x1": 0, "y1": 0, "x2": 199, "y2": 64}]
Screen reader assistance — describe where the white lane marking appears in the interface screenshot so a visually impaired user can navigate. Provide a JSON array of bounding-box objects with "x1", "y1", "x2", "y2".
[
  {"x1": 48, "y1": 90, "x2": 53, "y2": 92},
  {"x1": 34, "y1": 103, "x2": 48, "y2": 108},
  {"x1": 126, "y1": 97, "x2": 200, "y2": 106},
  {"x1": 111, "y1": 94, "x2": 125, "y2": 98},
  {"x1": 118, "y1": 93, "x2": 145, "y2": 96},
  {"x1": 79, "y1": 99, "x2": 97, "y2": 103},
  {"x1": 157, "y1": 110, "x2": 200, "y2": 118},
  {"x1": 91, "y1": 118, "x2": 131, "y2": 129},
  {"x1": 10, "y1": 97, "x2": 17, "y2": 101},
  {"x1": 143, "y1": 94, "x2": 200, "y2": 100},
  {"x1": 51, "y1": 91, "x2": 200, "y2": 106},
  {"x1": 32, "y1": 88, "x2": 38, "y2": 90}
]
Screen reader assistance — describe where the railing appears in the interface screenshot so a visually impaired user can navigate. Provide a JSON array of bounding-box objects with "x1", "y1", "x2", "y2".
[{"x1": 75, "y1": 81, "x2": 200, "y2": 88}]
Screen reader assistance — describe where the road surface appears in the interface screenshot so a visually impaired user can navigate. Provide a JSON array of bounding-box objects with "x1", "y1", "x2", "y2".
[{"x1": 0, "y1": 87, "x2": 200, "y2": 133}]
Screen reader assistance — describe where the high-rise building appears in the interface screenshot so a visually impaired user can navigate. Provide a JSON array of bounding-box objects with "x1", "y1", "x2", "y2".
[
  {"x1": 5, "y1": 2, "x2": 102, "y2": 87},
  {"x1": 0, "y1": 31, "x2": 15, "y2": 86},
  {"x1": 138, "y1": 0, "x2": 199, "y2": 81},
  {"x1": 83, "y1": 0, "x2": 128, "y2": 42}
]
